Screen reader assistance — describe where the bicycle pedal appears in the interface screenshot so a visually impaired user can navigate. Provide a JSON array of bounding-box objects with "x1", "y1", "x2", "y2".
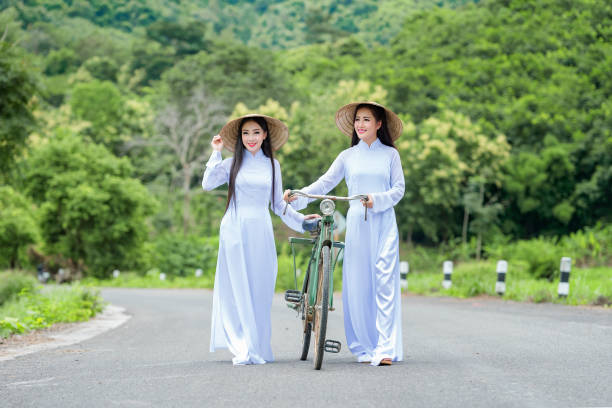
[
  {"x1": 284, "y1": 290, "x2": 302, "y2": 303},
  {"x1": 324, "y1": 339, "x2": 341, "y2": 353}
]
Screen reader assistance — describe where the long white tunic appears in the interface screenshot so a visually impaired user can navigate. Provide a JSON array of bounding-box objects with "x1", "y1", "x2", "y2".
[
  {"x1": 292, "y1": 138, "x2": 405, "y2": 365},
  {"x1": 202, "y1": 149, "x2": 305, "y2": 365}
]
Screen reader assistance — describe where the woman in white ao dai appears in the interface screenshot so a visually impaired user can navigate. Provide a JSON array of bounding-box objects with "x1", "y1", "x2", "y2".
[
  {"x1": 286, "y1": 102, "x2": 405, "y2": 366},
  {"x1": 202, "y1": 115, "x2": 314, "y2": 365}
]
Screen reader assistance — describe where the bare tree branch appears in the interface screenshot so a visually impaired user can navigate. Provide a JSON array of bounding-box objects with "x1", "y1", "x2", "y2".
[{"x1": 147, "y1": 87, "x2": 227, "y2": 234}]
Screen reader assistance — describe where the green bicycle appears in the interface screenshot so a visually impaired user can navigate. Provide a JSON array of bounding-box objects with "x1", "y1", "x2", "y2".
[{"x1": 283, "y1": 190, "x2": 368, "y2": 370}]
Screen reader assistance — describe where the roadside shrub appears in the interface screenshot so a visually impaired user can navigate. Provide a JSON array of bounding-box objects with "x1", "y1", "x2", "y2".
[
  {"x1": 488, "y1": 237, "x2": 561, "y2": 280},
  {"x1": 403, "y1": 245, "x2": 448, "y2": 274},
  {"x1": 0, "y1": 284, "x2": 104, "y2": 338},
  {"x1": 0, "y1": 272, "x2": 37, "y2": 306},
  {"x1": 146, "y1": 233, "x2": 218, "y2": 277},
  {"x1": 0, "y1": 186, "x2": 40, "y2": 270},
  {"x1": 560, "y1": 223, "x2": 612, "y2": 267}
]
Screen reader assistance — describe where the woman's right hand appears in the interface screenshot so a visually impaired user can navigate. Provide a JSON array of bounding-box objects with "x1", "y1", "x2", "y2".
[
  {"x1": 211, "y1": 134, "x2": 223, "y2": 152},
  {"x1": 283, "y1": 189, "x2": 297, "y2": 203}
]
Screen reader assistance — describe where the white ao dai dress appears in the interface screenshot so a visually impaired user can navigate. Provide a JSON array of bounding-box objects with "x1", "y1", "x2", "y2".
[
  {"x1": 202, "y1": 149, "x2": 305, "y2": 365},
  {"x1": 291, "y1": 138, "x2": 405, "y2": 365}
]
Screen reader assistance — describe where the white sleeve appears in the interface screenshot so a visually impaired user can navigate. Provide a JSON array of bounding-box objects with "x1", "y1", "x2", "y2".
[
  {"x1": 202, "y1": 151, "x2": 230, "y2": 191},
  {"x1": 370, "y1": 149, "x2": 405, "y2": 212},
  {"x1": 270, "y1": 160, "x2": 305, "y2": 232},
  {"x1": 291, "y1": 151, "x2": 346, "y2": 210}
]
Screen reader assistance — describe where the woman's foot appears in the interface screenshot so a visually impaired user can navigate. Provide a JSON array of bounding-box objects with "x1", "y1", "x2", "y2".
[{"x1": 378, "y1": 358, "x2": 392, "y2": 366}]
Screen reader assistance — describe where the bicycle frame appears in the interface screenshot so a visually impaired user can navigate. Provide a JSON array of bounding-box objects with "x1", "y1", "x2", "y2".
[
  {"x1": 284, "y1": 190, "x2": 368, "y2": 368},
  {"x1": 289, "y1": 215, "x2": 345, "y2": 310},
  {"x1": 285, "y1": 190, "x2": 367, "y2": 311}
]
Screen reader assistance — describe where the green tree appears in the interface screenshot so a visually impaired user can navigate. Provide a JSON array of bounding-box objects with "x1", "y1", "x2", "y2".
[
  {"x1": 0, "y1": 36, "x2": 39, "y2": 176},
  {"x1": 396, "y1": 111, "x2": 509, "y2": 245},
  {"x1": 82, "y1": 56, "x2": 119, "y2": 81},
  {"x1": 160, "y1": 42, "x2": 297, "y2": 112},
  {"x1": 397, "y1": 122, "x2": 464, "y2": 243},
  {"x1": 44, "y1": 47, "x2": 79, "y2": 75},
  {"x1": 24, "y1": 132, "x2": 156, "y2": 277},
  {"x1": 130, "y1": 38, "x2": 176, "y2": 85},
  {"x1": 0, "y1": 186, "x2": 39, "y2": 269},
  {"x1": 382, "y1": 0, "x2": 612, "y2": 238},
  {"x1": 69, "y1": 80, "x2": 124, "y2": 150},
  {"x1": 146, "y1": 21, "x2": 210, "y2": 56}
]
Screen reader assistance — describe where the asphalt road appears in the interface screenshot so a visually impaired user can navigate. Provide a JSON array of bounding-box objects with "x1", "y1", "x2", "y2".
[{"x1": 1, "y1": 288, "x2": 611, "y2": 408}]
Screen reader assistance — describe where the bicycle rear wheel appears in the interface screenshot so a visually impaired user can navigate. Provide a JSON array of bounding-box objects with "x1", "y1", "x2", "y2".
[
  {"x1": 300, "y1": 267, "x2": 311, "y2": 361},
  {"x1": 313, "y1": 245, "x2": 331, "y2": 370}
]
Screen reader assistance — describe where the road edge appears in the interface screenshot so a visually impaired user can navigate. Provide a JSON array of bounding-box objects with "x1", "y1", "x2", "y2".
[{"x1": 0, "y1": 304, "x2": 131, "y2": 362}]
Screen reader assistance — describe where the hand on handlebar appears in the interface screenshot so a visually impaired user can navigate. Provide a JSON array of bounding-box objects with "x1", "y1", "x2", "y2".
[
  {"x1": 361, "y1": 194, "x2": 373, "y2": 209},
  {"x1": 284, "y1": 189, "x2": 297, "y2": 203}
]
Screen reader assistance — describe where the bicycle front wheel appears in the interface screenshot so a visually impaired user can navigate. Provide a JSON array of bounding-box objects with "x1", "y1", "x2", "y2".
[{"x1": 313, "y1": 245, "x2": 331, "y2": 370}]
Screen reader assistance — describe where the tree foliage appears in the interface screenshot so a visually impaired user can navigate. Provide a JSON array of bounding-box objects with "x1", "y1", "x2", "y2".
[
  {"x1": 381, "y1": 0, "x2": 612, "y2": 236},
  {"x1": 0, "y1": 186, "x2": 39, "y2": 269},
  {"x1": 1, "y1": 0, "x2": 610, "y2": 273},
  {"x1": 0, "y1": 37, "x2": 38, "y2": 175},
  {"x1": 160, "y1": 42, "x2": 297, "y2": 111},
  {"x1": 24, "y1": 133, "x2": 156, "y2": 277}
]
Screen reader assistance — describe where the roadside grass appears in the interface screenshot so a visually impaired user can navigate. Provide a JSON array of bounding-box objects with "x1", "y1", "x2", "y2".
[
  {"x1": 404, "y1": 261, "x2": 612, "y2": 307},
  {"x1": 81, "y1": 271, "x2": 214, "y2": 289},
  {"x1": 81, "y1": 260, "x2": 611, "y2": 308},
  {"x1": 81, "y1": 252, "x2": 329, "y2": 292},
  {"x1": 0, "y1": 282, "x2": 105, "y2": 338}
]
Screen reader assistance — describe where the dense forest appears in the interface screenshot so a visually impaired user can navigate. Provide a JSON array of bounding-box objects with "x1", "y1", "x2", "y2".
[{"x1": 1, "y1": 0, "x2": 610, "y2": 277}]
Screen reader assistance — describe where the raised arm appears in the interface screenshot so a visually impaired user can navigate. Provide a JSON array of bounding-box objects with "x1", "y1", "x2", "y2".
[
  {"x1": 271, "y1": 160, "x2": 305, "y2": 233},
  {"x1": 202, "y1": 150, "x2": 231, "y2": 191},
  {"x1": 290, "y1": 150, "x2": 347, "y2": 210},
  {"x1": 202, "y1": 135, "x2": 231, "y2": 191},
  {"x1": 370, "y1": 149, "x2": 405, "y2": 212}
]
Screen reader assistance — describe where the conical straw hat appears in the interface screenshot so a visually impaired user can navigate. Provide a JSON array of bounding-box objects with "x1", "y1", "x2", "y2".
[
  {"x1": 219, "y1": 114, "x2": 289, "y2": 152},
  {"x1": 335, "y1": 101, "x2": 403, "y2": 141}
]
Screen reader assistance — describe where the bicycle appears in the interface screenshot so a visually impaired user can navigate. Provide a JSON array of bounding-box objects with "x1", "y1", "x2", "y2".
[{"x1": 283, "y1": 190, "x2": 368, "y2": 370}]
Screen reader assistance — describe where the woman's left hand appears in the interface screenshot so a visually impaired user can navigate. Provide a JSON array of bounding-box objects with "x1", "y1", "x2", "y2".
[
  {"x1": 304, "y1": 214, "x2": 321, "y2": 220},
  {"x1": 362, "y1": 194, "x2": 373, "y2": 209}
]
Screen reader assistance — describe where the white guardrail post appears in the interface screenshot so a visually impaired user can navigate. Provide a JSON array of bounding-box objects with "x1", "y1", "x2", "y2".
[
  {"x1": 495, "y1": 260, "x2": 507, "y2": 295},
  {"x1": 558, "y1": 257, "x2": 571, "y2": 298},
  {"x1": 400, "y1": 261, "x2": 409, "y2": 289},
  {"x1": 442, "y1": 261, "x2": 453, "y2": 289}
]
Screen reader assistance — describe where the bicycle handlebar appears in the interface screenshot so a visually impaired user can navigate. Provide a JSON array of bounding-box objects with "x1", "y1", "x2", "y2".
[
  {"x1": 283, "y1": 190, "x2": 369, "y2": 221},
  {"x1": 287, "y1": 190, "x2": 369, "y2": 202}
]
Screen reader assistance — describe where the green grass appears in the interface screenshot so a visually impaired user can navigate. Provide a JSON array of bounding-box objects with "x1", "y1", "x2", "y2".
[
  {"x1": 82, "y1": 271, "x2": 215, "y2": 289},
  {"x1": 81, "y1": 251, "x2": 344, "y2": 293},
  {"x1": 0, "y1": 272, "x2": 38, "y2": 306},
  {"x1": 82, "y1": 260, "x2": 611, "y2": 308},
  {"x1": 404, "y1": 261, "x2": 612, "y2": 307},
  {"x1": 0, "y1": 284, "x2": 105, "y2": 338}
]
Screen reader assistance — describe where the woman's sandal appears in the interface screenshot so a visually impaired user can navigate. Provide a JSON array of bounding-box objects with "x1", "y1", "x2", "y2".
[{"x1": 379, "y1": 358, "x2": 392, "y2": 366}]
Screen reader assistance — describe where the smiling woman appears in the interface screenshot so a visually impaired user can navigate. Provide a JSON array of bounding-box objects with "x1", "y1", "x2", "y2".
[
  {"x1": 201, "y1": 114, "x2": 317, "y2": 366},
  {"x1": 285, "y1": 101, "x2": 405, "y2": 366}
]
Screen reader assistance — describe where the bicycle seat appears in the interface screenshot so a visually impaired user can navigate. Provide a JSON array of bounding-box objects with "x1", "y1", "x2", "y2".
[{"x1": 302, "y1": 218, "x2": 320, "y2": 232}]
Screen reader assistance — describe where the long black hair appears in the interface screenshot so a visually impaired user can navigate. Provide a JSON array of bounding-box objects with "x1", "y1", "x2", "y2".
[
  {"x1": 226, "y1": 117, "x2": 275, "y2": 211},
  {"x1": 350, "y1": 103, "x2": 396, "y2": 149}
]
